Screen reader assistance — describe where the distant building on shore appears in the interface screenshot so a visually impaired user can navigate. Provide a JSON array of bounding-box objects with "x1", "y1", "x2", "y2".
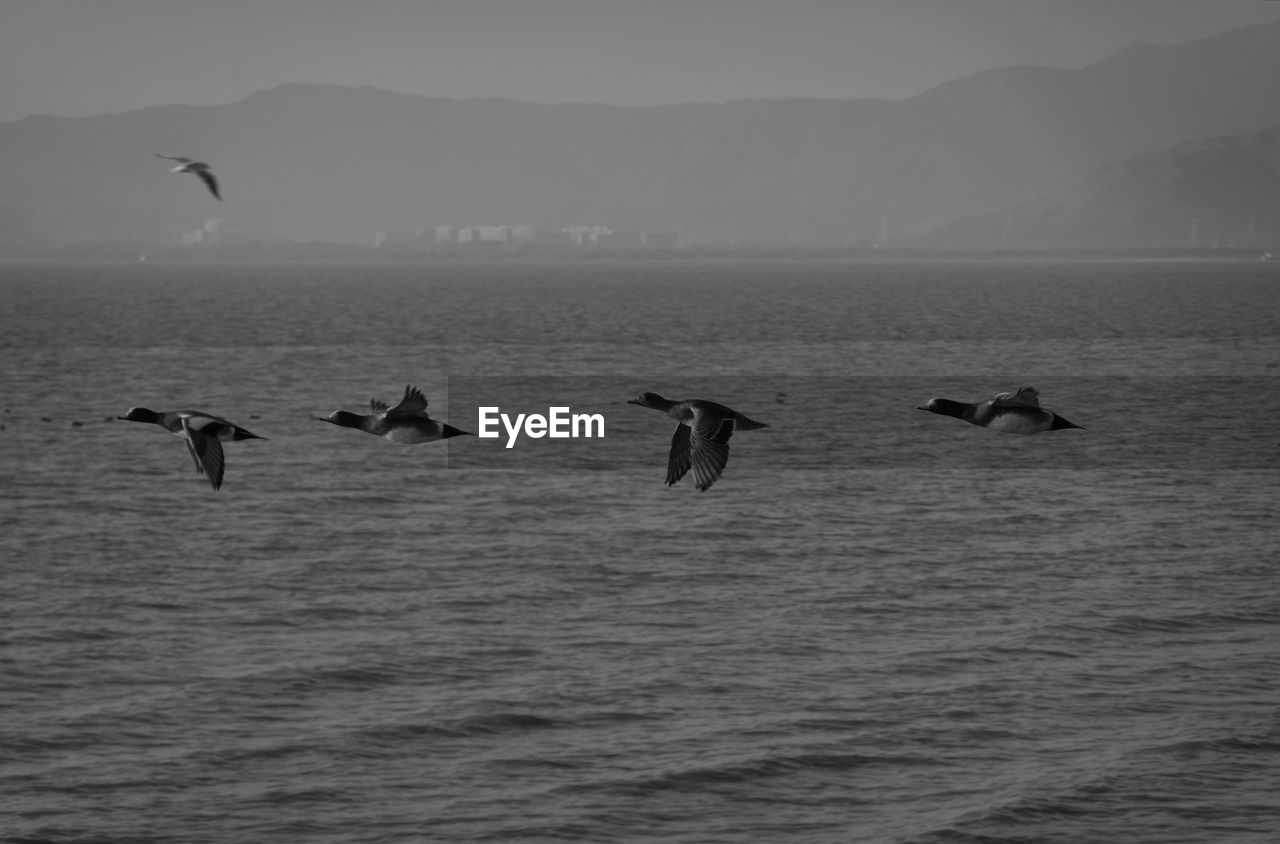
[{"x1": 374, "y1": 223, "x2": 679, "y2": 253}]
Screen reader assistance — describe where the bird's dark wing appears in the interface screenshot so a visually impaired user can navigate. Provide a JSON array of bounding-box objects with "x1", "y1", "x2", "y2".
[
  {"x1": 195, "y1": 168, "x2": 222, "y2": 200},
  {"x1": 197, "y1": 436, "x2": 226, "y2": 490},
  {"x1": 386, "y1": 385, "x2": 428, "y2": 418},
  {"x1": 689, "y1": 413, "x2": 734, "y2": 491},
  {"x1": 992, "y1": 386, "x2": 1040, "y2": 408},
  {"x1": 182, "y1": 419, "x2": 226, "y2": 490},
  {"x1": 666, "y1": 423, "x2": 692, "y2": 486}
]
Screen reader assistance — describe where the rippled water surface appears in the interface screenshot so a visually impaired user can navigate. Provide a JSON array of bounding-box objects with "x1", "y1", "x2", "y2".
[{"x1": 2, "y1": 259, "x2": 1279, "y2": 843}]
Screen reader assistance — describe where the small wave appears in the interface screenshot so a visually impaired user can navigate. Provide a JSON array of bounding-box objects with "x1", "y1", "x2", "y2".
[
  {"x1": 352, "y1": 708, "x2": 628, "y2": 748},
  {"x1": 357, "y1": 722, "x2": 470, "y2": 744},
  {"x1": 1151, "y1": 734, "x2": 1280, "y2": 759},
  {"x1": 129, "y1": 600, "x2": 193, "y2": 612},
  {"x1": 257, "y1": 786, "x2": 350, "y2": 806},
  {"x1": 907, "y1": 722, "x2": 1280, "y2": 843},
  {"x1": 308, "y1": 664, "x2": 411, "y2": 690},
  {"x1": 213, "y1": 661, "x2": 417, "y2": 701},
  {"x1": 19, "y1": 627, "x2": 119, "y2": 644},
  {"x1": 286, "y1": 604, "x2": 377, "y2": 621},
  {"x1": 987, "y1": 644, "x2": 1081, "y2": 660},
  {"x1": 579, "y1": 750, "x2": 933, "y2": 797},
  {"x1": 198, "y1": 739, "x2": 321, "y2": 766},
  {"x1": 904, "y1": 788, "x2": 1103, "y2": 844},
  {"x1": 1, "y1": 733, "x2": 100, "y2": 756},
  {"x1": 7, "y1": 834, "x2": 166, "y2": 844},
  {"x1": 450, "y1": 712, "x2": 563, "y2": 736},
  {"x1": 1104, "y1": 608, "x2": 1280, "y2": 635},
  {"x1": 1104, "y1": 614, "x2": 1195, "y2": 634},
  {"x1": 906, "y1": 827, "x2": 1050, "y2": 844},
  {"x1": 579, "y1": 709, "x2": 662, "y2": 727},
  {"x1": 349, "y1": 709, "x2": 568, "y2": 743},
  {"x1": 979, "y1": 792, "x2": 1097, "y2": 825}
]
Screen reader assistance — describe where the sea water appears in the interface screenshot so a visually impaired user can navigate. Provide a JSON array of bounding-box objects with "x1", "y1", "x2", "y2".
[{"x1": 1, "y1": 258, "x2": 1278, "y2": 843}]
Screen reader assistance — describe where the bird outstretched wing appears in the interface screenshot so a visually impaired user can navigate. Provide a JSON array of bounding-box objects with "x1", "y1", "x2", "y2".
[
  {"x1": 992, "y1": 386, "x2": 1041, "y2": 408},
  {"x1": 181, "y1": 417, "x2": 226, "y2": 490},
  {"x1": 666, "y1": 424, "x2": 692, "y2": 486},
  {"x1": 386, "y1": 385, "x2": 429, "y2": 418},
  {"x1": 688, "y1": 411, "x2": 734, "y2": 491},
  {"x1": 194, "y1": 168, "x2": 222, "y2": 200}
]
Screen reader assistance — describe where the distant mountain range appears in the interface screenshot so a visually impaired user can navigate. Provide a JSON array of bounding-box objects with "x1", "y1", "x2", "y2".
[
  {"x1": 924, "y1": 125, "x2": 1280, "y2": 248},
  {"x1": 3, "y1": 20, "x2": 1280, "y2": 251}
]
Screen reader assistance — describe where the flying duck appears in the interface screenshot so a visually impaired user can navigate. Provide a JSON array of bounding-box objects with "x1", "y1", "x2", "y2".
[
  {"x1": 313, "y1": 385, "x2": 469, "y2": 443},
  {"x1": 917, "y1": 386, "x2": 1083, "y2": 434},
  {"x1": 627, "y1": 392, "x2": 767, "y2": 491},
  {"x1": 118, "y1": 407, "x2": 265, "y2": 490}
]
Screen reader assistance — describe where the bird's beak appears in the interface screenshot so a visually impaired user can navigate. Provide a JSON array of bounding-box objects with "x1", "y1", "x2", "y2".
[{"x1": 626, "y1": 399, "x2": 642, "y2": 405}]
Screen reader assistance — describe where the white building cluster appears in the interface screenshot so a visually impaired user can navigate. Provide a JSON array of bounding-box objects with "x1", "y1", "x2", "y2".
[
  {"x1": 374, "y1": 224, "x2": 678, "y2": 252},
  {"x1": 179, "y1": 218, "x2": 255, "y2": 247},
  {"x1": 180, "y1": 218, "x2": 223, "y2": 246}
]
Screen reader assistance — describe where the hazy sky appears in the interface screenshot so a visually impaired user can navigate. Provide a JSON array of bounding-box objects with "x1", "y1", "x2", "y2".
[{"x1": 3, "y1": 0, "x2": 1280, "y2": 123}]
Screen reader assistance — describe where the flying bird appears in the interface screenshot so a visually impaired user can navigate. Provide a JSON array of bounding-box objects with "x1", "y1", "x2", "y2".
[
  {"x1": 917, "y1": 386, "x2": 1083, "y2": 434},
  {"x1": 118, "y1": 407, "x2": 266, "y2": 490},
  {"x1": 154, "y1": 154, "x2": 222, "y2": 200},
  {"x1": 628, "y1": 392, "x2": 767, "y2": 491},
  {"x1": 313, "y1": 385, "x2": 469, "y2": 444}
]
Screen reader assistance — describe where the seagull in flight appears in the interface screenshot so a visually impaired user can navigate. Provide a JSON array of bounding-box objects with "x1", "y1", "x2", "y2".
[{"x1": 154, "y1": 154, "x2": 222, "y2": 200}]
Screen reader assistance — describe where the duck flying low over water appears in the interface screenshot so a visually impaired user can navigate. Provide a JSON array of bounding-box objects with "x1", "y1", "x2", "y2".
[
  {"x1": 917, "y1": 386, "x2": 1083, "y2": 434},
  {"x1": 154, "y1": 154, "x2": 222, "y2": 200},
  {"x1": 628, "y1": 392, "x2": 768, "y2": 491},
  {"x1": 313, "y1": 385, "x2": 469, "y2": 444},
  {"x1": 118, "y1": 407, "x2": 266, "y2": 490}
]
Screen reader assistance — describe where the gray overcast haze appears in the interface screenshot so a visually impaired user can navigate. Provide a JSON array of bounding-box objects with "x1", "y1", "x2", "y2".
[{"x1": 3, "y1": 0, "x2": 1280, "y2": 123}]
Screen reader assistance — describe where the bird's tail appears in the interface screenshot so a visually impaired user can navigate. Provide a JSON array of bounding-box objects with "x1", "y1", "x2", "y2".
[{"x1": 734, "y1": 416, "x2": 769, "y2": 430}]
